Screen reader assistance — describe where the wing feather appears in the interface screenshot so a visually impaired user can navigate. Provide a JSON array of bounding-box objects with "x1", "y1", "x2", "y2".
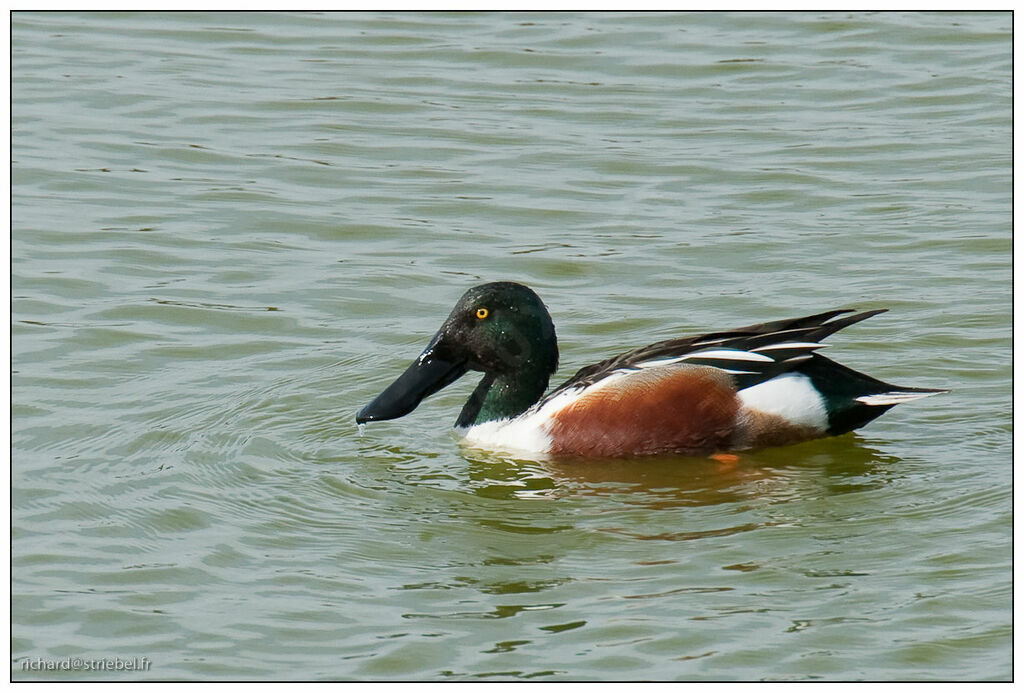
[{"x1": 545, "y1": 308, "x2": 885, "y2": 400}]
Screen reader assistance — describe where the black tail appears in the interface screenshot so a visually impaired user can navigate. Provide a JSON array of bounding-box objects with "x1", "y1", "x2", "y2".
[{"x1": 798, "y1": 354, "x2": 948, "y2": 435}]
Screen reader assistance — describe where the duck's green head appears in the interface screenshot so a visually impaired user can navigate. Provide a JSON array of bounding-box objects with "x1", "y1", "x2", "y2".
[{"x1": 356, "y1": 282, "x2": 559, "y2": 425}]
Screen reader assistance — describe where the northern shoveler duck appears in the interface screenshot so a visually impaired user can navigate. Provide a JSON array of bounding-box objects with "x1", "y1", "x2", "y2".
[{"x1": 356, "y1": 282, "x2": 947, "y2": 458}]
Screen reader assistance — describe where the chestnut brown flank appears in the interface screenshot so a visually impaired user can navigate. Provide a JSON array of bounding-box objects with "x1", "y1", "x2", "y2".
[{"x1": 546, "y1": 365, "x2": 740, "y2": 457}]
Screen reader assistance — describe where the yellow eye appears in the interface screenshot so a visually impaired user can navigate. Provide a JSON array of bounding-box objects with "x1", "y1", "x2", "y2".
[{"x1": 475, "y1": 307, "x2": 489, "y2": 320}]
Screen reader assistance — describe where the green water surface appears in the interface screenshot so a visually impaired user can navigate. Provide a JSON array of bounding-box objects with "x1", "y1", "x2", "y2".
[{"x1": 12, "y1": 11, "x2": 1011, "y2": 681}]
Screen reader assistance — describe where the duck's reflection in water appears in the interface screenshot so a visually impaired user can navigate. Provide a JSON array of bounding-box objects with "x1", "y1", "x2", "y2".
[{"x1": 461, "y1": 434, "x2": 901, "y2": 510}]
